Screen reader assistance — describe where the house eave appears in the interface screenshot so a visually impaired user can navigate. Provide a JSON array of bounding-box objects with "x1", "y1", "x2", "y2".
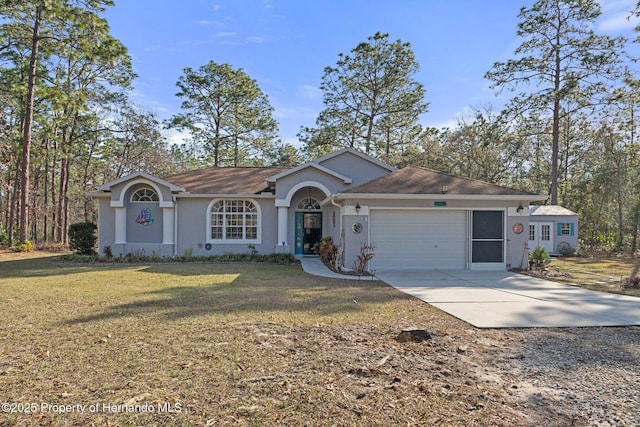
[
  {"x1": 85, "y1": 191, "x2": 110, "y2": 198},
  {"x1": 98, "y1": 171, "x2": 184, "y2": 193},
  {"x1": 333, "y1": 193, "x2": 548, "y2": 202},
  {"x1": 175, "y1": 193, "x2": 276, "y2": 199}
]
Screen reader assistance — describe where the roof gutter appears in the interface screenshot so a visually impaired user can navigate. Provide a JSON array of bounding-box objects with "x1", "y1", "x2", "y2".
[{"x1": 333, "y1": 193, "x2": 549, "y2": 202}]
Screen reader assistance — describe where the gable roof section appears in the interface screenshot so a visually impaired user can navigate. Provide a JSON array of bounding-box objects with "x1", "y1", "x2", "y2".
[
  {"x1": 163, "y1": 167, "x2": 287, "y2": 195},
  {"x1": 315, "y1": 148, "x2": 396, "y2": 172},
  {"x1": 96, "y1": 171, "x2": 184, "y2": 193},
  {"x1": 267, "y1": 162, "x2": 352, "y2": 184},
  {"x1": 338, "y1": 166, "x2": 545, "y2": 199},
  {"x1": 267, "y1": 148, "x2": 395, "y2": 184}
]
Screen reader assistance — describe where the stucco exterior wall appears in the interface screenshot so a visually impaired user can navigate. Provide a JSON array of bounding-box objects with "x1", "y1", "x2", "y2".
[
  {"x1": 175, "y1": 196, "x2": 278, "y2": 256},
  {"x1": 97, "y1": 199, "x2": 115, "y2": 255},
  {"x1": 342, "y1": 214, "x2": 370, "y2": 271},
  {"x1": 318, "y1": 151, "x2": 392, "y2": 185},
  {"x1": 506, "y1": 213, "x2": 530, "y2": 270}
]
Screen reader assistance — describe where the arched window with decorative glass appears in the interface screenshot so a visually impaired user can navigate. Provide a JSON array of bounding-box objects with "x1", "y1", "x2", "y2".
[
  {"x1": 131, "y1": 187, "x2": 159, "y2": 202},
  {"x1": 297, "y1": 197, "x2": 320, "y2": 211},
  {"x1": 209, "y1": 199, "x2": 260, "y2": 242}
]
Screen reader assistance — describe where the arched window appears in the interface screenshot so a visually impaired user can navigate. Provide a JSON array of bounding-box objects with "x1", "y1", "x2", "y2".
[
  {"x1": 209, "y1": 199, "x2": 260, "y2": 242},
  {"x1": 131, "y1": 187, "x2": 159, "y2": 202},
  {"x1": 297, "y1": 197, "x2": 320, "y2": 211}
]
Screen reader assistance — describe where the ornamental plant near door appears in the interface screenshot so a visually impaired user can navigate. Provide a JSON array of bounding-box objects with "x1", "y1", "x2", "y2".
[{"x1": 529, "y1": 246, "x2": 551, "y2": 270}]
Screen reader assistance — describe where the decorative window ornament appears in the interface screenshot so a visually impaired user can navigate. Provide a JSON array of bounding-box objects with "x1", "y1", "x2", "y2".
[
  {"x1": 135, "y1": 208, "x2": 154, "y2": 226},
  {"x1": 352, "y1": 222, "x2": 363, "y2": 234}
]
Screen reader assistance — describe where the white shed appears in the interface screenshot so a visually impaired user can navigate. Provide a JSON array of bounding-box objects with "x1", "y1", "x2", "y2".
[{"x1": 529, "y1": 205, "x2": 579, "y2": 255}]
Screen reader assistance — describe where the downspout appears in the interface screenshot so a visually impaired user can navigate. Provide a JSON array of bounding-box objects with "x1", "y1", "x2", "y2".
[
  {"x1": 329, "y1": 195, "x2": 344, "y2": 270},
  {"x1": 173, "y1": 195, "x2": 178, "y2": 256}
]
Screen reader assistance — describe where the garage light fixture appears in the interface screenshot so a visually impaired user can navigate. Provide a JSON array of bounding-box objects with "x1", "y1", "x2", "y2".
[
  {"x1": 355, "y1": 202, "x2": 361, "y2": 214},
  {"x1": 517, "y1": 203, "x2": 524, "y2": 213},
  {"x1": 441, "y1": 185, "x2": 448, "y2": 194}
]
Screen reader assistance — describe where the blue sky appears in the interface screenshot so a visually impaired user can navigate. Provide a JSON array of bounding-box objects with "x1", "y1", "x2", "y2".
[{"x1": 104, "y1": 0, "x2": 640, "y2": 148}]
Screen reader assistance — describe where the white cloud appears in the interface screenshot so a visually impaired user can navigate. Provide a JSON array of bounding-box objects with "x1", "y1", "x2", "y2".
[
  {"x1": 598, "y1": 12, "x2": 639, "y2": 32},
  {"x1": 597, "y1": 0, "x2": 639, "y2": 32},
  {"x1": 193, "y1": 20, "x2": 212, "y2": 25},
  {"x1": 296, "y1": 84, "x2": 322, "y2": 100},
  {"x1": 214, "y1": 31, "x2": 236, "y2": 38},
  {"x1": 165, "y1": 129, "x2": 191, "y2": 146},
  {"x1": 281, "y1": 136, "x2": 303, "y2": 149}
]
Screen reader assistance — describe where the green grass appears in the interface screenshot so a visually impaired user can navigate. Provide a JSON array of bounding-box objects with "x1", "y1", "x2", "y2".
[{"x1": 2, "y1": 252, "x2": 510, "y2": 426}]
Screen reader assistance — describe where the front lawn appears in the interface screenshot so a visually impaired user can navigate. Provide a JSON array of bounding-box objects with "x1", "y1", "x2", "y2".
[
  {"x1": 546, "y1": 256, "x2": 640, "y2": 296},
  {"x1": 0, "y1": 252, "x2": 526, "y2": 426}
]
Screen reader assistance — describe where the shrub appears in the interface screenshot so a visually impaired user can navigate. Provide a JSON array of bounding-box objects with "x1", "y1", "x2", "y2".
[
  {"x1": 314, "y1": 236, "x2": 337, "y2": 269},
  {"x1": 529, "y1": 246, "x2": 551, "y2": 270},
  {"x1": 557, "y1": 241, "x2": 575, "y2": 257},
  {"x1": 68, "y1": 222, "x2": 97, "y2": 255},
  {"x1": 353, "y1": 243, "x2": 375, "y2": 275},
  {"x1": 12, "y1": 240, "x2": 34, "y2": 252},
  {"x1": 103, "y1": 245, "x2": 113, "y2": 259},
  {"x1": 0, "y1": 227, "x2": 8, "y2": 246},
  {"x1": 624, "y1": 276, "x2": 640, "y2": 288}
]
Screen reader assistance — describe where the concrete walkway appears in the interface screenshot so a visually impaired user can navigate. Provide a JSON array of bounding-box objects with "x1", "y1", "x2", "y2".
[
  {"x1": 376, "y1": 270, "x2": 640, "y2": 328},
  {"x1": 299, "y1": 257, "x2": 378, "y2": 281}
]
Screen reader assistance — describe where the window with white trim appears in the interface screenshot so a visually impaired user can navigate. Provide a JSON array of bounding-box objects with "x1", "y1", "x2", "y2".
[
  {"x1": 560, "y1": 223, "x2": 572, "y2": 235},
  {"x1": 131, "y1": 187, "x2": 159, "y2": 202},
  {"x1": 209, "y1": 200, "x2": 259, "y2": 242},
  {"x1": 297, "y1": 197, "x2": 320, "y2": 210}
]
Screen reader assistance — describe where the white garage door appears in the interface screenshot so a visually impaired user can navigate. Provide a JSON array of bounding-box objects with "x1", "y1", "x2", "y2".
[{"x1": 370, "y1": 210, "x2": 467, "y2": 270}]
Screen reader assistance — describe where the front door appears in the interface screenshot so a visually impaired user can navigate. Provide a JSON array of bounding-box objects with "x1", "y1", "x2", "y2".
[
  {"x1": 529, "y1": 222, "x2": 554, "y2": 254},
  {"x1": 295, "y1": 212, "x2": 323, "y2": 255}
]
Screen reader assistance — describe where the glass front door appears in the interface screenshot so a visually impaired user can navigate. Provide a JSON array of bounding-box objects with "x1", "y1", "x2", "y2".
[{"x1": 295, "y1": 212, "x2": 322, "y2": 255}]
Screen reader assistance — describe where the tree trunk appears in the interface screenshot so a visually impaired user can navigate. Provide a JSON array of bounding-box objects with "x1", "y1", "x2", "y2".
[
  {"x1": 550, "y1": 27, "x2": 561, "y2": 206},
  {"x1": 57, "y1": 155, "x2": 67, "y2": 242},
  {"x1": 18, "y1": 6, "x2": 42, "y2": 243},
  {"x1": 8, "y1": 163, "x2": 20, "y2": 247}
]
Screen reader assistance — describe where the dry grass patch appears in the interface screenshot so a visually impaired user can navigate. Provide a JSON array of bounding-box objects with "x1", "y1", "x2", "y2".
[
  {"x1": 4, "y1": 252, "x2": 640, "y2": 426},
  {"x1": 546, "y1": 257, "x2": 640, "y2": 296},
  {"x1": 0, "y1": 252, "x2": 533, "y2": 426}
]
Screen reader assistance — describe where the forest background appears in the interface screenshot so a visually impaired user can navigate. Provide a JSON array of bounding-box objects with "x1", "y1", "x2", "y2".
[{"x1": 1, "y1": 0, "x2": 640, "y2": 254}]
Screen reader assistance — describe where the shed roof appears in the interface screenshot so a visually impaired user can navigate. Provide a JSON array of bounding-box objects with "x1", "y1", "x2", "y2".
[{"x1": 530, "y1": 205, "x2": 577, "y2": 216}]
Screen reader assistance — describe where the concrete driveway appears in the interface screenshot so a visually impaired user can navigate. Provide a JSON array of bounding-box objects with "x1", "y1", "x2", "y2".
[{"x1": 376, "y1": 270, "x2": 640, "y2": 328}]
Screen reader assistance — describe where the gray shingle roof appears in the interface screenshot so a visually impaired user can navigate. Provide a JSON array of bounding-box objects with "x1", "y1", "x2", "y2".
[
  {"x1": 341, "y1": 166, "x2": 536, "y2": 196},
  {"x1": 163, "y1": 167, "x2": 287, "y2": 194}
]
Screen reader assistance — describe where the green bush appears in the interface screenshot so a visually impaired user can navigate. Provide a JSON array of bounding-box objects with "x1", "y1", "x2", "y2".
[
  {"x1": 12, "y1": 240, "x2": 34, "y2": 252},
  {"x1": 103, "y1": 245, "x2": 113, "y2": 258},
  {"x1": 557, "y1": 241, "x2": 575, "y2": 257},
  {"x1": 529, "y1": 246, "x2": 551, "y2": 270},
  {"x1": 0, "y1": 227, "x2": 9, "y2": 246},
  {"x1": 68, "y1": 222, "x2": 97, "y2": 255}
]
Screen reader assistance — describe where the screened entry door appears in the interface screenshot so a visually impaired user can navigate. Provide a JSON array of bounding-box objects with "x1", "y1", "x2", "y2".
[
  {"x1": 529, "y1": 222, "x2": 554, "y2": 254},
  {"x1": 295, "y1": 212, "x2": 323, "y2": 255}
]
